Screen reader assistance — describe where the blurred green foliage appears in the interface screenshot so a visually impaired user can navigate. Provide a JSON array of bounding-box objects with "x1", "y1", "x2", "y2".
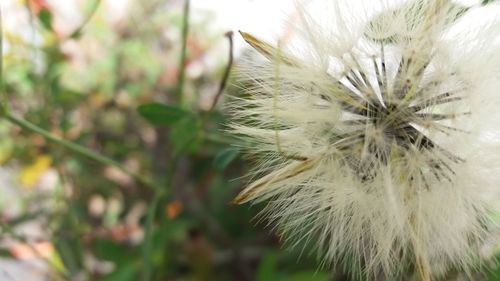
[
  {"x1": 0, "y1": 1, "x2": 328, "y2": 280},
  {"x1": 0, "y1": 1, "x2": 499, "y2": 281}
]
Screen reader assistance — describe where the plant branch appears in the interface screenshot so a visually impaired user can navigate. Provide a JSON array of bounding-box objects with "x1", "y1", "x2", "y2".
[
  {"x1": 4, "y1": 112, "x2": 155, "y2": 190},
  {"x1": 141, "y1": 2, "x2": 191, "y2": 279},
  {"x1": 210, "y1": 31, "x2": 234, "y2": 111}
]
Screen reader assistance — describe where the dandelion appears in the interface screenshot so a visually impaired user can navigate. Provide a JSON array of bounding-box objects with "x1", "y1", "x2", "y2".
[{"x1": 227, "y1": 0, "x2": 500, "y2": 279}]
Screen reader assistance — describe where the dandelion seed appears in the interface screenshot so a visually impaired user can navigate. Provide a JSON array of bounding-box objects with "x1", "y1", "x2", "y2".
[{"x1": 227, "y1": 0, "x2": 500, "y2": 279}]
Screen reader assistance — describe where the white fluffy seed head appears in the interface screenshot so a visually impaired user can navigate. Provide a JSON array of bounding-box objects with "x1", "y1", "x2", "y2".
[{"x1": 227, "y1": 0, "x2": 500, "y2": 279}]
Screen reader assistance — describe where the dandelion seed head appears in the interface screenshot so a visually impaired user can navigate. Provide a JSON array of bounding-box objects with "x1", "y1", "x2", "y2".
[{"x1": 227, "y1": 0, "x2": 500, "y2": 279}]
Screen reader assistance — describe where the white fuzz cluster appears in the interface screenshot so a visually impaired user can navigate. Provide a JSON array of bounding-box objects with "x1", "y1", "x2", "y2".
[{"x1": 228, "y1": 0, "x2": 500, "y2": 279}]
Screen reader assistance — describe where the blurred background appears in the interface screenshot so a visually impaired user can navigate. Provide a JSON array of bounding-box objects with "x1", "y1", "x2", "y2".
[{"x1": 0, "y1": 0, "x2": 499, "y2": 280}]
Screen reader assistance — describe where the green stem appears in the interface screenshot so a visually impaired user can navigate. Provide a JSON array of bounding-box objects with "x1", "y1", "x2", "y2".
[
  {"x1": 176, "y1": 0, "x2": 190, "y2": 104},
  {"x1": 140, "y1": 2, "x2": 191, "y2": 280},
  {"x1": 4, "y1": 112, "x2": 155, "y2": 189},
  {"x1": 141, "y1": 180, "x2": 168, "y2": 281},
  {"x1": 142, "y1": 139, "x2": 195, "y2": 281},
  {"x1": 141, "y1": 129, "x2": 198, "y2": 281}
]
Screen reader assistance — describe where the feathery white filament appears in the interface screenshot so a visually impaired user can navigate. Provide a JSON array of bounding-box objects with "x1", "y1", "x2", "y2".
[{"x1": 228, "y1": 0, "x2": 500, "y2": 279}]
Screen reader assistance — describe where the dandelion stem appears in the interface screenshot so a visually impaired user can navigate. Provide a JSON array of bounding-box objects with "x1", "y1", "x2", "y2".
[
  {"x1": 409, "y1": 215, "x2": 431, "y2": 281},
  {"x1": 415, "y1": 254, "x2": 431, "y2": 281}
]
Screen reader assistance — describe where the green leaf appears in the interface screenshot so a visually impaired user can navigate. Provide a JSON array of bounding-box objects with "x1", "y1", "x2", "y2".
[
  {"x1": 137, "y1": 103, "x2": 190, "y2": 126},
  {"x1": 170, "y1": 116, "x2": 202, "y2": 153},
  {"x1": 213, "y1": 147, "x2": 239, "y2": 171},
  {"x1": 94, "y1": 239, "x2": 136, "y2": 267},
  {"x1": 38, "y1": 9, "x2": 53, "y2": 31},
  {"x1": 287, "y1": 271, "x2": 329, "y2": 281}
]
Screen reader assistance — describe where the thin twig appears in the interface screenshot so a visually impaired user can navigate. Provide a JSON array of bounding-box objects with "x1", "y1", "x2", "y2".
[
  {"x1": 4, "y1": 3, "x2": 137, "y2": 192},
  {"x1": 210, "y1": 31, "x2": 234, "y2": 111},
  {"x1": 4, "y1": 112, "x2": 155, "y2": 190}
]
